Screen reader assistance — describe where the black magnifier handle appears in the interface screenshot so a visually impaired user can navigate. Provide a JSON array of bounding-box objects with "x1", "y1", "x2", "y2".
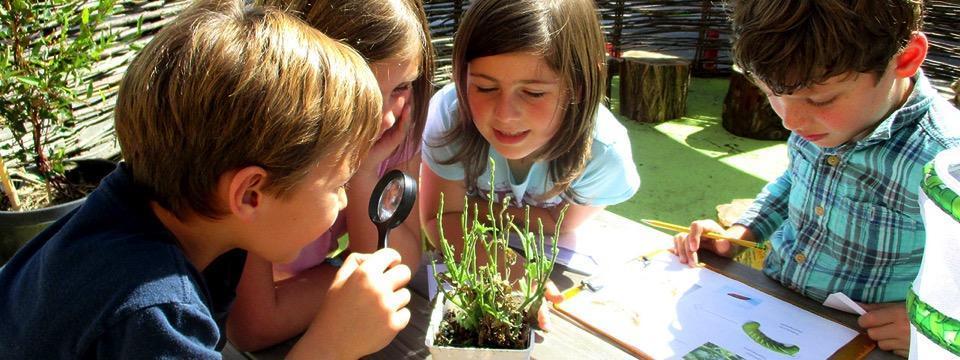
[{"x1": 377, "y1": 223, "x2": 389, "y2": 250}]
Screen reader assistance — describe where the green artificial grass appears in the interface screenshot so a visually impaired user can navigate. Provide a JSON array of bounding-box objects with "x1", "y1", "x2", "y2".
[{"x1": 605, "y1": 76, "x2": 789, "y2": 230}]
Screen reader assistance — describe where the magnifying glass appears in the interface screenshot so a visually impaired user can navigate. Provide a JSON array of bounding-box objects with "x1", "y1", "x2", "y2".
[{"x1": 368, "y1": 169, "x2": 417, "y2": 250}]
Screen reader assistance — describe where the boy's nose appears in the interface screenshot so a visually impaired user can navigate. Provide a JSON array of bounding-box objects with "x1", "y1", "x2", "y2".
[
  {"x1": 773, "y1": 102, "x2": 808, "y2": 132},
  {"x1": 781, "y1": 114, "x2": 806, "y2": 132}
]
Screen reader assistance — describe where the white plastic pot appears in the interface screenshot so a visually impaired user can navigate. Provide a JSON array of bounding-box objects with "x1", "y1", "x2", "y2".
[{"x1": 424, "y1": 292, "x2": 535, "y2": 360}]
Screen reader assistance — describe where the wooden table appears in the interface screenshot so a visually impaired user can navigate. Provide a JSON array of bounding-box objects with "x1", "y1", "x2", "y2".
[{"x1": 242, "y1": 211, "x2": 899, "y2": 360}]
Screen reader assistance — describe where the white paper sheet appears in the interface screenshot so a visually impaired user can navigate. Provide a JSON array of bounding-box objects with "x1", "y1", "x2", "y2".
[
  {"x1": 559, "y1": 253, "x2": 860, "y2": 359},
  {"x1": 823, "y1": 292, "x2": 867, "y2": 315}
]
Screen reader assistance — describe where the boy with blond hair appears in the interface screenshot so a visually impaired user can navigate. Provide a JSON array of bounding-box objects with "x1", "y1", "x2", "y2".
[
  {"x1": 673, "y1": 0, "x2": 960, "y2": 356},
  {"x1": 0, "y1": 0, "x2": 411, "y2": 358}
]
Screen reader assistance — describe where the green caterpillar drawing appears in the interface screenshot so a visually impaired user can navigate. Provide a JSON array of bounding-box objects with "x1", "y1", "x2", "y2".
[
  {"x1": 742, "y1": 321, "x2": 800, "y2": 356},
  {"x1": 922, "y1": 162, "x2": 960, "y2": 222},
  {"x1": 908, "y1": 289, "x2": 960, "y2": 356}
]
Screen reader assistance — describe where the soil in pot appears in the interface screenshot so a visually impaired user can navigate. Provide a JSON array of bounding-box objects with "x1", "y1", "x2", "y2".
[
  {"x1": 435, "y1": 294, "x2": 532, "y2": 349},
  {"x1": 1, "y1": 159, "x2": 116, "y2": 212}
]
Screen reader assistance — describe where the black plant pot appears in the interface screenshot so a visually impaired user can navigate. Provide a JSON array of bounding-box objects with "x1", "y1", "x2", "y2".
[{"x1": 0, "y1": 159, "x2": 117, "y2": 264}]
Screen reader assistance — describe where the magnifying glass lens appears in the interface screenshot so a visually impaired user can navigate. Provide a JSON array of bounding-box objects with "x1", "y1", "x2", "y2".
[{"x1": 378, "y1": 180, "x2": 402, "y2": 220}]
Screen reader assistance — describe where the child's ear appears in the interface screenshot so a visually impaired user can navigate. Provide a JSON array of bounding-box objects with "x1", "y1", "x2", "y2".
[
  {"x1": 222, "y1": 166, "x2": 268, "y2": 220},
  {"x1": 893, "y1": 32, "x2": 928, "y2": 79}
]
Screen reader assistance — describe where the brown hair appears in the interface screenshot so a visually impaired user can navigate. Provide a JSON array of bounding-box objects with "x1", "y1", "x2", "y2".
[
  {"x1": 437, "y1": 0, "x2": 606, "y2": 202},
  {"x1": 730, "y1": 0, "x2": 924, "y2": 95},
  {"x1": 114, "y1": 0, "x2": 382, "y2": 219},
  {"x1": 263, "y1": 0, "x2": 435, "y2": 162}
]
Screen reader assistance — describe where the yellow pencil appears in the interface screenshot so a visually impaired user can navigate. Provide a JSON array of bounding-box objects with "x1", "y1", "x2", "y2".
[{"x1": 641, "y1": 219, "x2": 765, "y2": 250}]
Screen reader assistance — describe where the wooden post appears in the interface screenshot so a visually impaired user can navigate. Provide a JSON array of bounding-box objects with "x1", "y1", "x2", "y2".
[
  {"x1": 721, "y1": 66, "x2": 788, "y2": 140},
  {"x1": 0, "y1": 154, "x2": 21, "y2": 211},
  {"x1": 618, "y1": 50, "x2": 690, "y2": 123}
]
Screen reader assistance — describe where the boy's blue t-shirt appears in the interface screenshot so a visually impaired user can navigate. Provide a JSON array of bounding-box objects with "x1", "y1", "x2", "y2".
[
  {"x1": 422, "y1": 83, "x2": 640, "y2": 208},
  {"x1": 0, "y1": 164, "x2": 245, "y2": 358},
  {"x1": 736, "y1": 71, "x2": 960, "y2": 303}
]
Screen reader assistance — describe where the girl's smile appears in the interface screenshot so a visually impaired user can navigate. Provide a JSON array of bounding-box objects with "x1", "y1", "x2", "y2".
[{"x1": 493, "y1": 129, "x2": 530, "y2": 144}]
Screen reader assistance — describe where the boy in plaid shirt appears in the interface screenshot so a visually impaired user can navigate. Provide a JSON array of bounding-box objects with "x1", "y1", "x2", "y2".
[{"x1": 673, "y1": 0, "x2": 960, "y2": 356}]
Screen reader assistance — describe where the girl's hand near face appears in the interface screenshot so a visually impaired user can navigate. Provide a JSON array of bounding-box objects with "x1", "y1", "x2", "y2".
[
  {"x1": 344, "y1": 98, "x2": 421, "y2": 274},
  {"x1": 361, "y1": 101, "x2": 413, "y2": 175}
]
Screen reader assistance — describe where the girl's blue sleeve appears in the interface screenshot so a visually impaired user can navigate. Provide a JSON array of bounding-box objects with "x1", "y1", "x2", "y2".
[
  {"x1": 569, "y1": 108, "x2": 641, "y2": 206},
  {"x1": 421, "y1": 84, "x2": 466, "y2": 181}
]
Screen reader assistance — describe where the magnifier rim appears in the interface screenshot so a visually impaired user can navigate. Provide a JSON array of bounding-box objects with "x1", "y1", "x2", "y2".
[{"x1": 368, "y1": 169, "x2": 417, "y2": 229}]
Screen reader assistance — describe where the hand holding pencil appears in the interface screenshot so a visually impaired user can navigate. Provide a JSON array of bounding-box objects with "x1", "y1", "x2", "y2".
[{"x1": 642, "y1": 219, "x2": 759, "y2": 267}]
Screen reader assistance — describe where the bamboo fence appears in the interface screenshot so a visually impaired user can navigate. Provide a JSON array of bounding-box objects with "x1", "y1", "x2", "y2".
[
  {"x1": 426, "y1": 0, "x2": 959, "y2": 84},
  {"x1": 924, "y1": 1, "x2": 960, "y2": 91},
  {"x1": 0, "y1": 0, "x2": 192, "y2": 170},
  {"x1": 2, "y1": 0, "x2": 957, "y2": 170}
]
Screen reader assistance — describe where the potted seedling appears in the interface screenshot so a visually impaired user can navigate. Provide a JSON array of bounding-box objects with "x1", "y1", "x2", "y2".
[
  {"x1": 0, "y1": 0, "x2": 118, "y2": 262},
  {"x1": 426, "y1": 161, "x2": 566, "y2": 359}
]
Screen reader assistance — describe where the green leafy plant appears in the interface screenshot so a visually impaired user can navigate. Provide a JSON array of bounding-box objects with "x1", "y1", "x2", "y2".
[
  {"x1": 432, "y1": 159, "x2": 567, "y2": 349},
  {"x1": 0, "y1": 0, "x2": 117, "y2": 210}
]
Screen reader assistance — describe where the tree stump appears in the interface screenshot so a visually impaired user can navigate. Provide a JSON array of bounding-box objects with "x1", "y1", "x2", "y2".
[
  {"x1": 618, "y1": 50, "x2": 690, "y2": 123},
  {"x1": 722, "y1": 66, "x2": 788, "y2": 140}
]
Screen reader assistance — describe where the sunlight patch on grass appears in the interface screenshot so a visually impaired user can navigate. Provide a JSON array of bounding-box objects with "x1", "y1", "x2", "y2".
[
  {"x1": 608, "y1": 76, "x2": 788, "y2": 228},
  {"x1": 720, "y1": 146, "x2": 788, "y2": 183},
  {"x1": 653, "y1": 121, "x2": 730, "y2": 158},
  {"x1": 652, "y1": 114, "x2": 788, "y2": 183}
]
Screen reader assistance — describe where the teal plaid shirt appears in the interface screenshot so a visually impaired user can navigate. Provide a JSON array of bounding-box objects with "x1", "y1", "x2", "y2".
[{"x1": 737, "y1": 72, "x2": 960, "y2": 303}]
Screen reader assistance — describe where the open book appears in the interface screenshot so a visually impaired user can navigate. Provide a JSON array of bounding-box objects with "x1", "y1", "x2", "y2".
[{"x1": 555, "y1": 250, "x2": 875, "y2": 359}]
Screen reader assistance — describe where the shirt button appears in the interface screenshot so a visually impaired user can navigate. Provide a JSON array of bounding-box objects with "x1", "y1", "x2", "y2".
[
  {"x1": 826, "y1": 155, "x2": 840, "y2": 166},
  {"x1": 815, "y1": 206, "x2": 825, "y2": 216},
  {"x1": 794, "y1": 252, "x2": 807, "y2": 263}
]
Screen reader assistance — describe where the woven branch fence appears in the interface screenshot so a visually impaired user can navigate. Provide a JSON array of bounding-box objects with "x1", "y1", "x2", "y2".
[
  {"x1": 426, "y1": 0, "x2": 959, "y2": 85},
  {"x1": 924, "y1": 0, "x2": 960, "y2": 91},
  {"x1": 0, "y1": 0, "x2": 192, "y2": 170},
  {"x1": 2, "y1": 0, "x2": 958, "y2": 170}
]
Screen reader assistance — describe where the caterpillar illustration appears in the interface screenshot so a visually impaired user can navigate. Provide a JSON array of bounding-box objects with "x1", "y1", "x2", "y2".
[
  {"x1": 742, "y1": 321, "x2": 800, "y2": 356},
  {"x1": 922, "y1": 162, "x2": 960, "y2": 222},
  {"x1": 907, "y1": 289, "x2": 960, "y2": 355}
]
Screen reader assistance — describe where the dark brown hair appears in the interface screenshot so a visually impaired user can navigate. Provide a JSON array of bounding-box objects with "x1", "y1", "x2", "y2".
[
  {"x1": 437, "y1": 0, "x2": 606, "y2": 202},
  {"x1": 114, "y1": 0, "x2": 382, "y2": 219},
  {"x1": 730, "y1": 0, "x2": 924, "y2": 95}
]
